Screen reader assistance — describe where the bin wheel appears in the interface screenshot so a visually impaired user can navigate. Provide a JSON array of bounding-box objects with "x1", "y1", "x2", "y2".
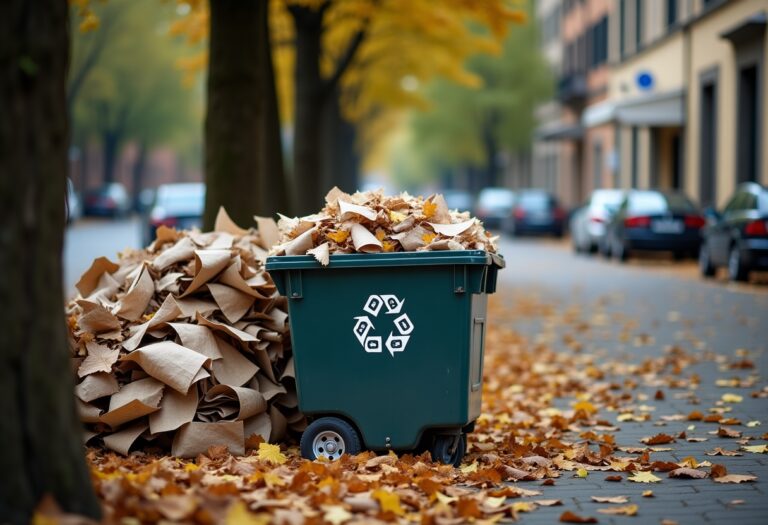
[
  {"x1": 300, "y1": 417, "x2": 362, "y2": 461},
  {"x1": 431, "y1": 433, "x2": 466, "y2": 467}
]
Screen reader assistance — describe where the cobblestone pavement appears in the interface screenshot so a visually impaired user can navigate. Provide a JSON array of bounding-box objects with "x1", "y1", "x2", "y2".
[{"x1": 493, "y1": 236, "x2": 768, "y2": 524}]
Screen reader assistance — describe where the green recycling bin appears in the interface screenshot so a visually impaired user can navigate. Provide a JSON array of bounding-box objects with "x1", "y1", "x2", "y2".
[{"x1": 265, "y1": 250, "x2": 504, "y2": 465}]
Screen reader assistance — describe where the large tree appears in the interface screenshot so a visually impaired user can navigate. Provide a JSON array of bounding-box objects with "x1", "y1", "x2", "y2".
[
  {"x1": 0, "y1": 0, "x2": 101, "y2": 522},
  {"x1": 203, "y1": 0, "x2": 288, "y2": 228}
]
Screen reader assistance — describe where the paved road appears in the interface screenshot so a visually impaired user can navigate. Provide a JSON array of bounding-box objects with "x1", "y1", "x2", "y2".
[
  {"x1": 494, "y1": 236, "x2": 768, "y2": 524},
  {"x1": 64, "y1": 216, "x2": 142, "y2": 294}
]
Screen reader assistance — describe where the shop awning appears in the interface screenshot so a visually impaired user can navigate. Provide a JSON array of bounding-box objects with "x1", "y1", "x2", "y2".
[
  {"x1": 581, "y1": 89, "x2": 685, "y2": 128},
  {"x1": 535, "y1": 123, "x2": 583, "y2": 141}
]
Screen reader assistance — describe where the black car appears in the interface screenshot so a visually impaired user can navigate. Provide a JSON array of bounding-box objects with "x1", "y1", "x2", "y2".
[
  {"x1": 602, "y1": 190, "x2": 704, "y2": 262},
  {"x1": 508, "y1": 189, "x2": 565, "y2": 237},
  {"x1": 699, "y1": 182, "x2": 768, "y2": 281}
]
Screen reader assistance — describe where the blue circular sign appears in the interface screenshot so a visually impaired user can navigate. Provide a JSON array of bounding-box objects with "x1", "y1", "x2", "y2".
[{"x1": 636, "y1": 71, "x2": 654, "y2": 91}]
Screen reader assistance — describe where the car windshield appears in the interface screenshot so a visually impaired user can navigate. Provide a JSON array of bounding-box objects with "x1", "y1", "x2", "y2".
[
  {"x1": 478, "y1": 189, "x2": 514, "y2": 208},
  {"x1": 591, "y1": 190, "x2": 624, "y2": 212},
  {"x1": 629, "y1": 192, "x2": 696, "y2": 214},
  {"x1": 518, "y1": 192, "x2": 553, "y2": 212}
]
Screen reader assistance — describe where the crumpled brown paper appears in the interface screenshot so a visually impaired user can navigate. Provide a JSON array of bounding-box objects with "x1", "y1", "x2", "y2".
[
  {"x1": 67, "y1": 207, "x2": 305, "y2": 457},
  {"x1": 271, "y1": 187, "x2": 497, "y2": 265}
]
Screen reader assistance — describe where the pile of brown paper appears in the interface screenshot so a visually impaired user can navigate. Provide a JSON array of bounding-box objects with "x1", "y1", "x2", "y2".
[
  {"x1": 271, "y1": 187, "x2": 498, "y2": 265},
  {"x1": 67, "y1": 208, "x2": 304, "y2": 457}
]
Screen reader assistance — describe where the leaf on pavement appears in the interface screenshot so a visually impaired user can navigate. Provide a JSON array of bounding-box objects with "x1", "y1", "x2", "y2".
[
  {"x1": 720, "y1": 393, "x2": 743, "y2": 403},
  {"x1": 713, "y1": 474, "x2": 757, "y2": 484},
  {"x1": 628, "y1": 471, "x2": 661, "y2": 483},
  {"x1": 559, "y1": 511, "x2": 598, "y2": 523},
  {"x1": 597, "y1": 504, "x2": 638, "y2": 516},
  {"x1": 741, "y1": 444, "x2": 767, "y2": 454},
  {"x1": 706, "y1": 447, "x2": 742, "y2": 456},
  {"x1": 640, "y1": 433, "x2": 675, "y2": 445},
  {"x1": 717, "y1": 427, "x2": 742, "y2": 438},
  {"x1": 591, "y1": 496, "x2": 628, "y2": 504},
  {"x1": 668, "y1": 468, "x2": 707, "y2": 479},
  {"x1": 372, "y1": 489, "x2": 405, "y2": 516}
]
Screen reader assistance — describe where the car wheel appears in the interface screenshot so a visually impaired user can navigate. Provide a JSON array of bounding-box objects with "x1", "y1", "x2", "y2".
[
  {"x1": 699, "y1": 242, "x2": 716, "y2": 277},
  {"x1": 727, "y1": 245, "x2": 749, "y2": 282},
  {"x1": 613, "y1": 239, "x2": 628, "y2": 263},
  {"x1": 430, "y1": 433, "x2": 466, "y2": 467}
]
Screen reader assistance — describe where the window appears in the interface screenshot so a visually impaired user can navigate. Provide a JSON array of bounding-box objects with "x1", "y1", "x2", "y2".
[
  {"x1": 699, "y1": 76, "x2": 718, "y2": 208},
  {"x1": 635, "y1": 0, "x2": 643, "y2": 51},
  {"x1": 666, "y1": 0, "x2": 677, "y2": 28},
  {"x1": 589, "y1": 16, "x2": 609, "y2": 68},
  {"x1": 619, "y1": 0, "x2": 626, "y2": 57},
  {"x1": 631, "y1": 127, "x2": 639, "y2": 188},
  {"x1": 737, "y1": 64, "x2": 759, "y2": 183}
]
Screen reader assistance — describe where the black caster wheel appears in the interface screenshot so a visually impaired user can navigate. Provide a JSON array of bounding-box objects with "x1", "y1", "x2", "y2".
[
  {"x1": 300, "y1": 417, "x2": 362, "y2": 461},
  {"x1": 430, "y1": 433, "x2": 466, "y2": 467}
]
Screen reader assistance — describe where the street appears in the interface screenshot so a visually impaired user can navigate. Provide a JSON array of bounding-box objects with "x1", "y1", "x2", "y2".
[
  {"x1": 64, "y1": 220, "x2": 767, "y2": 523},
  {"x1": 493, "y1": 236, "x2": 767, "y2": 524}
]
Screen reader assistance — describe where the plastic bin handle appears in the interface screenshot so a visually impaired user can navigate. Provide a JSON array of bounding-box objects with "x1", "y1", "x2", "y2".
[{"x1": 489, "y1": 253, "x2": 505, "y2": 269}]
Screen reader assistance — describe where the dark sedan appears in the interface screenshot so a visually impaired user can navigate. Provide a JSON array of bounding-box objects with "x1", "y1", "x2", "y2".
[
  {"x1": 603, "y1": 190, "x2": 704, "y2": 262},
  {"x1": 699, "y1": 182, "x2": 768, "y2": 281},
  {"x1": 508, "y1": 189, "x2": 565, "y2": 237}
]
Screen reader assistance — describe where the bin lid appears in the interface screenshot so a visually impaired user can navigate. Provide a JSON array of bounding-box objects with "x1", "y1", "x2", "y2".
[{"x1": 266, "y1": 250, "x2": 504, "y2": 271}]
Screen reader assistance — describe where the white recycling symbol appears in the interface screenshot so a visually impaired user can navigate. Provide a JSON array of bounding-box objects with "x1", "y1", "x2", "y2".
[{"x1": 353, "y1": 294, "x2": 414, "y2": 357}]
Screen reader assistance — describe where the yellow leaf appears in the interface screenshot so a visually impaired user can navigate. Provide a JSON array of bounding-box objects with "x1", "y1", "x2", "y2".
[
  {"x1": 436, "y1": 492, "x2": 458, "y2": 505},
  {"x1": 597, "y1": 504, "x2": 638, "y2": 516},
  {"x1": 483, "y1": 496, "x2": 506, "y2": 508},
  {"x1": 460, "y1": 461, "x2": 478, "y2": 474},
  {"x1": 576, "y1": 468, "x2": 588, "y2": 478},
  {"x1": 389, "y1": 210, "x2": 407, "y2": 223},
  {"x1": 372, "y1": 489, "x2": 405, "y2": 516},
  {"x1": 573, "y1": 400, "x2": 597, "y2": 414},
  {"x1": 742, "y1": 445, "x2": 768, "y2": 454},
  {"x1": 423, "y1": 200, "x2": 437, "y2": 218},
  {"x1": 628, "y1": 471, "x2": 662, "y2": 483},
  {"x1": 382, "y1": 241, "x2": 396, "y2": 252},
  {"x1": 226, "y1": 501, "x2": 269, "y2": 525},
  {"x1": 323, "y1": 505, "x2": 353, "y2": 525},
  {"x1": 512, "y1": 502, "x2": 536, "y2": 512},
  {"x1": 422, "y1": 232, "x2": 437, "y2": 244},
  {"x1": 721, "y1": 393, "x2": 743, "y2": 403},
  {"x1": 375, "y1": 228, "x2": 386, "y2": 241},
  {"x1": 262, "y1": 472, "x2": 285, "y2": 487},
  {"x1": 257, "y1": 443, "x2": 287, "y2": 465},
  {"x1": 326, "y1": 230, "x2": 350, "y2": 243},
  {"x1": 184, "y1": 463, "x2": 199, "y2": 472}
]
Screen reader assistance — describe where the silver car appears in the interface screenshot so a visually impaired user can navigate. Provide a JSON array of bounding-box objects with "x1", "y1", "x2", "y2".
[{"x1": 570, "y1": 189, "x2": 625, "y2": 253}]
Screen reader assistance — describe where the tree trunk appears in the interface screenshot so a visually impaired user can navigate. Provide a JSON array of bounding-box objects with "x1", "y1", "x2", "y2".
[
  {"x1": 132, "y1": 141, "x2": 148, "y2": 211},
  {"x1": 0, "y1": 1, "x2": 101, "y2": 523},
  {"x1": 482, "y1": 112, "x2": 500, "y2": 188},
  {"x1": 103, "y1": 129, "x2": 120, "y2": 185},
  {"x1": 204, "y1": 0, "x2": 287, "y2": 230},
  {"x1": 288, "y1": 4, "x2": 325, "y2": 216},
  {"x1": 321, "y1": 84, "x2": 360, "y2": 195}
]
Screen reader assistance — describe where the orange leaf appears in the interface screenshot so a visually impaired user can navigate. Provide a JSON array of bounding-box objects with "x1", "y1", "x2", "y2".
[
  {"x1": 423, "y1": 200, "x2": 437, "y2": 218},
  {"x1": 560, "y1": 511, "x2": 598, "y2": 523},
  {"x1": 326, "y1": 230, "x2": 349, "y2": 243}
]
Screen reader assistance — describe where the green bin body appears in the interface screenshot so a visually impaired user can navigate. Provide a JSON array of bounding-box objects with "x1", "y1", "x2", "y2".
[{"x1": 266, "y1": 250, "x2": 504, "y2": 452}]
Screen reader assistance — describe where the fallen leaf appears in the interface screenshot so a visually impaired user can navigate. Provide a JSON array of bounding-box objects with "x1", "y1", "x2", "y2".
[
  {"x1": 628, "y1": 471, "x2": 661, "y2": 483},
  {"x1": 559, "y1": 511, "x2": 598, "y2": 523},
  {"x1": 706, "y1": 447, "x2": 742, "y2": 456},
  {"x1": 226, "y1": 501, "x2": 269, "y2": 525},
  {"x1": 535, "y1": 499, "x2": 563, "y2": 506},
  {"x1": 576, "y1": 468, "x2": 588, "y2": 478},
  {"x1": 597, "y1": 504, "x2": 638, "y2": 516},
  {"x1": 591, "y1": 496, "x2": 628, "y2": 504},
  {"x1": 605, "y1": 475, "x2": 623, "y2": 482},
  {"x1": 460, "y1": 461, "x2": 478, "y2": 474},
  {"x1": 717, "y1": 427, "x2": 742, "y2": 438},
  {"x1": 713, "y1": 474, "x2": 757, "y2": 483},
  {"x1": 257, "y1": 443, "x2": 287, "y2": 465},
  {"x1": 741, "y1": 445, "x2": 767, "y2": 454},
  {"x1": 721, "y1": 393, "x2": 743, "y2": 403},
  {"x1": 323, "y1": 505, "x2": 353, "y2": 525},
  {"x1": 640, "y1": 433, "x2": 675, "y2": 445},
  {"x1": 642, "y1": 490, "x2": 653, "y2": 497},
  {"x1": 326, "y1": 230, "x2": 349, "y2": 243},
  {"x1": 669, "y1": 468, "x2": 707, "y2": 479},
  {"x1": 746, "y1": 421, "x2": 761, "y2": 427},
  {"x1": 77, "y1": 343, "x2": 120, "y2": 378},
  {"x1": 372, "y1": 489, "x2": 405, "y2": 516}
]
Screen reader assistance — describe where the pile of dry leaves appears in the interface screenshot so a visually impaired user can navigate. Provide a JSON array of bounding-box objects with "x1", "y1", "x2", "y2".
[
  {"x1": 67, "y1": 209, "x2": 304, "y2": 458},
  {"x1": 271, "y1": 187, "x2": 497, "y2": 265}
]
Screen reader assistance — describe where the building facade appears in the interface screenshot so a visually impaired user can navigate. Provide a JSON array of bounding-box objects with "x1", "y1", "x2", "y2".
[{"x1": 535, "y1": 0, "x2": 767, "y2": 210}]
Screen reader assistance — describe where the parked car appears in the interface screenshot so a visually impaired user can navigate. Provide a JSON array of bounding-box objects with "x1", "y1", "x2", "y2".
[
  {"x1": 699, "y1": 182, "x2": 768, "y2": 281},
  {"x1": 83, "y1": 183, "x2": 131, "y2": 217},
  {"x1": 508, "y1": 189, "x2": 566, "y2": 237},
  {"x1": 570, "y1": 189, "x2": 625, "y2": 253},
  {"x1": 602, "y1": 190, "x2": 704, "y2": 262},
  {"x1": 66, "y1": 178, "x2": 82, "y2": 223},
  {"x1": 475, "y1": 187, "x2": 514, "y2": 229},
  {"x1": 442, "y1": 189, "x2": 474, "y2": 214},
  {"x1": 145, "y1": 182, "x2": 205, "y2": 245}
]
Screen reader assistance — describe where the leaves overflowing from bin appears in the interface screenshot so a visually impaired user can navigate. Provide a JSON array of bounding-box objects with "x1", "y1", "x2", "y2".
[
  {"x1": 66, "y1": 208, "x2": 305, "y2": 458},
  {"x1": 271, "y1": 187, "x2": 497, "y2": 264}
]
